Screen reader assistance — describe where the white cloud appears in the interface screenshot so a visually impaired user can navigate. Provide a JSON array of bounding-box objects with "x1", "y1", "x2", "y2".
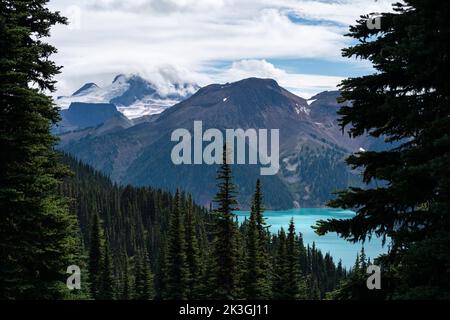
[
  {"x1": 280, "y1": 0, "x2": 395, "y2": 26},
  {"x1": 210, "y1": 59, "x2": 344, "y2": 98},
  {"x1": 48, "y1": 0, "x2": 395, "y2": 96},
  {"x1": 89, "y1": 0, "x2": 226, "y2": 13}
]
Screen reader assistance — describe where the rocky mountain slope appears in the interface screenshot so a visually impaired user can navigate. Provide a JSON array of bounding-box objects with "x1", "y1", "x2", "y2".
[{"x1": 57, "y1": 78, "x2": 384, "y2": 209}]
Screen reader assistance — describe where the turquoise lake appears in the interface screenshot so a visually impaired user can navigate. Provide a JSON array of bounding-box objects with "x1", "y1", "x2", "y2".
[{"x1": 235, "y1": 208, "x2": 388, "y2": 268}]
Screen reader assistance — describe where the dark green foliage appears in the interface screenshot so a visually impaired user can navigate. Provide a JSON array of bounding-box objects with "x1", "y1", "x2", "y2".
[
  {"x1": 282, "y1": 145, "x2": 361, "y2": 206},
  {"x1": 314, "y1": 0, "x2": 450, "y2": 299},
  {"x1": 165, "y1": 190, "x2": 189, "y2": 299},
  {"x1": 133, "y1": 255, "x2": 143, "y2": 300},
  {"x1": 88, "y1": 213, "x2": 103, "y2": 299},
  {"x1": 134, "y1": 253, "x2": 154, "y2": 300},
  {"x1": 141, "y1": 254, "x2": 155, "y2": 300},
  {"x1": 98, "y1": 242, "x2": 115, "y2": 300},
  {"x1": 210, "y1": 145, "x2": 240, "y2": 299},
  {"x1": 58, "y1": 154, "x2": 209, "y2": 300},
  {"x1": 120, "y1": 255, "x2": 132, "y2": 300},
  {"x1": 243, "y1": 179, "x2": 271, "y2": 299},
  {"x1": 272, "y1": 228, "x2": 288, "y2": 299},
  {"x1": 88, "y1": 213, "x2": 115, "y2": 299},
  {"x1": 154, "y1": 239, "x2": 168, "y2": 300},
  {"x1": 185, "y1": 194, "x2": 202, "y2": 299},
  {"x1": 0, "y1": 0, "x2": 84, "y2": 299},
  {"x1": 66, "y1": 226, "x2": 91, "y2": 300},
  {"x1": 59, "y1": 154, "x2": 210, "y2": 269},
  {"x1": 326, "y1": 247, "x2": 384, "y2": 300},
  {"x1": 285, "y1": 219, "x2": 304, "y2": 299},
  {"x1": 271, "y1": 219, "x2": 308, "y2": 299},
  {"x1": 271, "y1": 230, "x2": 344, "y2": 300},
  {"x1": 60, "y1": 153, "x2": 346, "y2": 300}
]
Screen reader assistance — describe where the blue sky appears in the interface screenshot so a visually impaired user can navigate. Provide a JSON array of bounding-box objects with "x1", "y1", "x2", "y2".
[{"x1": 48, "y1": 0, "x2": 393, "y2": 98}]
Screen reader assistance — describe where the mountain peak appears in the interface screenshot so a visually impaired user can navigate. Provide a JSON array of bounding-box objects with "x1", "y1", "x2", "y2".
[
  {"x1": 72, "y1": 82, "x2": 99, "y2": 96},
  {"x1": 112, "y1": 74, "x2": 127, "y2": 84},
  {"x1": 196, "y1": 77, "x2": 281, "y2": 96},
  {"x1": 112, "y1": 73, "x2": 148, "y2": 84},
  {"x1": 309, "y1": 90, "x2": 340, "y2": 101},
  {"x1": 157, "y1": 77, "x2": 310, "y2": 129},
  {"x1": 233, "y1": 77, "x2": 280, "y2": 88}
]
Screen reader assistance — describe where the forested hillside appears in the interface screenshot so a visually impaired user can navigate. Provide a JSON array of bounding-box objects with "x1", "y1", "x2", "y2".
[{"x1": 58, "y1": 153, "x2": 347, "y2": 299}]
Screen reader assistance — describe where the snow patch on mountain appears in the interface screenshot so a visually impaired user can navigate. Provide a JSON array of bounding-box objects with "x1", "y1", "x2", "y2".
[
  {"x1": 56, "y1": 74, "x2": 199, "y2": 119},
  {"x1": 282, "y1": 157, "x2": 299, "y2": 172},
  {"x1": 116, "y1": 98, "x2": 180, "y2": 119},
  {"x1": 295, "y1": 103, "x2": 310, "y2": 115}
]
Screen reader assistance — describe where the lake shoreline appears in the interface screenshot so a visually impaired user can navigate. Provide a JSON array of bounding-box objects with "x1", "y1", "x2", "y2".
[{"x1": 235, "y1": 208, "x2": 387, "y2": 268}]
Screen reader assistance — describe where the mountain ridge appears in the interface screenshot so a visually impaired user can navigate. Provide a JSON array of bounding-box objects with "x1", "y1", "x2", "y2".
[{"x1": 58, "y1": 77, "x2": 383, "y2": 209}]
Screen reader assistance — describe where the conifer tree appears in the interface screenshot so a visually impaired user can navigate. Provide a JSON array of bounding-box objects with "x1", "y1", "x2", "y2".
[
  {"x1": 133, "y1": 255, "x2": 144, "y2": 300},
  {"x1": 210, "y1": 145, "x2": 240, "y2": 299},
  {"x1": 121, "y1": 255, "x2": 131, "y2": 300},
  {"x1": 310, "y1": 277, "x2": 321, "y2": 300},
  {"x1": 134, "y1": 253, "x2": 154, "y2": 300},
  {"x1": 155, "y1": 239, "x2": 168, "y2": 299},
  {"x1": 314, "y1": 0, "x2": 450, "y2": 298},
  {"x1": 0, "y1": 0, "x2": 80, "y2": 299},
  {"x1": 285, "y1": 219, "x2": 302, "y2": 299},
  {"x1": 243, "y1": 179, "x2": 271, "y2": 299},
  {"x1": 336, "y1": 260, "x2": 344, "y2": 280},
  {"x1": 141, "y1": 253, "x2": 155, "y2": 300},
  {"x1": 185, "y1": 195, "x2": 202, "y2": 299},
  {"x1": 166, "y1": 190, "x2": 189, "y2": 299},
  {"x1": 88, "y1": 213, "x2": 103, "y2": 299},
  {"x1": 98, "y1": 241, "x2": 114, "y2": 300},
  {"x1": 197, "y1": 248, "x2": 215, "y2": 299},
  {"x1": 272, "y1": 228, "x2": 288, "y2": 299},
  {"x1": 298, "y1": 233, "x2": 308, "y2": 275},
  {"x1": 67, "y1": 226, "x2": 91, "y2": 300},
  {"x1": 87, "y1": 214, "x2": 115, "y2": 300},
  {"x1": 133, "y1": 254, "x2": 144, "y2": 300}
]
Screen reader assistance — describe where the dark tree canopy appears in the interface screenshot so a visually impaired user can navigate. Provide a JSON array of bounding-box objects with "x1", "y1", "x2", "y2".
[
  {"x1": 210, "y1": 145, "x2": 240, "y2": 299},
  {"x1": 314, "y1": 1, "x2": 450, "y2": 299},
  {"x1": 0, "y1": 0, "x2": 81, "y2": 299}
]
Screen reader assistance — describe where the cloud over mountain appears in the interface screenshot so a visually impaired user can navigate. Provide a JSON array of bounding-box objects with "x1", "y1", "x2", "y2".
[
  {"x1": 56, "y1": 73, "x2": 199, "y2": 119},
  {"x1": 48, "y1": 0, "x2": 395, "y2": 98}
]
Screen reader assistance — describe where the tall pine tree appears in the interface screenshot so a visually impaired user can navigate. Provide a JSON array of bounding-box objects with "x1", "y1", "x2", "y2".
[
  {"x1": 184, "y1": 194, "x2": 202, "y2": 299},
  {"x1": 121, "y1": 254, "x2": 131, "y2": 300},
  {"x1": 134, "y1": 253, "x2": 154, "y2": 300},
  {"x1": 285, "y1": 219, "x2": 303, "y2": 299},
  {"x1": 243, "y1": 179, "x2": 271, "y2": 299},
  {"x1": 88, "y1": 213, "x2": 103, "y2": 299},
  {"x1": 98, "y1": 241, "x2": 115, "y2": 300},
  {"x1": 211, "y1": 145, "x2": 240, "y2": 299},
  {"x1": 314, "y1": 0, "x2": 450, "y2": 299},
  {"x1": 165, "y1": 190, "x2": 189, "y2": 299},
  {"x1": 272, "y1": 228, "x2": 288, "y2": 299},
  {"x1": 0, "y1": 0, "x2": 80, "y2": 299}
]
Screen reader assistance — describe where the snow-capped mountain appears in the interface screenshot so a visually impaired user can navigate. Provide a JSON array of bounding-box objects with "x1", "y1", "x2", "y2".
[{"x1": 56, "y1": 74, "x2": 200, "y2": 119}]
